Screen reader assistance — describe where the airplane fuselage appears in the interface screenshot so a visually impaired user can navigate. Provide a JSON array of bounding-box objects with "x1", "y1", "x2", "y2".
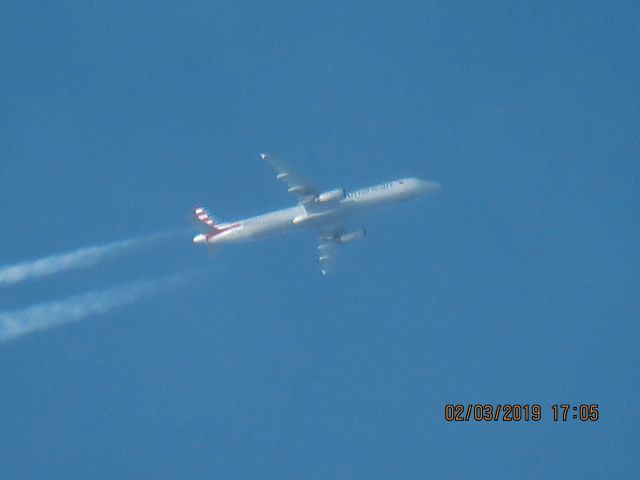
[{"x1": 193, "y1": 177, "x2": 440, "y2": 244}]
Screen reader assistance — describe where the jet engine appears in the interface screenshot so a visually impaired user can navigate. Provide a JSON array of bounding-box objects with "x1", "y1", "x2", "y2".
[
  {"x1": 316, "y1": 188, "x2": 345, "y2": 203},
  {"x1": 339, "y1": 229, "x2": 366, "y2": 243}
]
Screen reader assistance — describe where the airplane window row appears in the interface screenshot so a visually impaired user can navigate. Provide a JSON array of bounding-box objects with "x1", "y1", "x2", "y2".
[
  {"x1": 349, "y1": 179, "x2": 412, "y2": 198},
  {"x1": 349, "y1": 183, "x2": 395, "y2": 197}
]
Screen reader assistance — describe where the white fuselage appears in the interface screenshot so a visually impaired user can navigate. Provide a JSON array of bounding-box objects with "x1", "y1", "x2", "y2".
[{"x1": 193, "y1": 177, "x2": 440, "y2": 244}]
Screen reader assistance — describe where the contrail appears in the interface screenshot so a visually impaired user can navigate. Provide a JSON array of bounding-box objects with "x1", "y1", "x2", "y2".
[
  {"x1": 0, "y1": 273, "x2": 188, "y2": 342},
  {"x1": 0, "y1": 230, "x2": 183, "y2": 287}
]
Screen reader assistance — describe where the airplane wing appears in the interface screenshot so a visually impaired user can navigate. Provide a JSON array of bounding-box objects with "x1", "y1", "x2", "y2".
[
  {"x1": 316, "y1": 225, "x2": 366, "y2": 275},
  {"x1": 260, "y1": 153, "x2": 319, "y2": 204},
  {"x1": 317, "y1": 240, "x2": 336, "y2": 276},
  {"x1": 317, "y1": 231, "x2": 340, "y2": 276}
]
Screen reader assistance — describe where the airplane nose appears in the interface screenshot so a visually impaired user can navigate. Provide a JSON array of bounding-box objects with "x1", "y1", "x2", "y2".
[
  {"x1": 193, "y1": 234, "x2": 207, "y2": 244},
  {"x1": 417, "y1": 179, "x2": 442, "y2": 194}
]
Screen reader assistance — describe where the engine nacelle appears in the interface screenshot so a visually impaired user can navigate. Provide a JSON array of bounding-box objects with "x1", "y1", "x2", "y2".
[
  {"x1": 339, "y1": 228, "x2": 366, "y2": 243},
  {"x1": 316, "y1": 188, "x2": 345, "y2": 203}
]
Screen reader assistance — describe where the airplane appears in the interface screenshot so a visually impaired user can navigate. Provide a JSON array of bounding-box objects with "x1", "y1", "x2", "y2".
[{"x1": 193, "y1": 153, "x2": 441, "y2": 274}]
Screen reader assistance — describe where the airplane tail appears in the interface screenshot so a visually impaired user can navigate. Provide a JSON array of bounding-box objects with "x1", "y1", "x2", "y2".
[
  {"x1": 194, "y1": 207, "x2": 220, "y2": 232},
  {"x1": 193, "y1": 206, "x2": 240, "y2": 244},
  {"x1": 193, "y1": 207, "x2": 223, "y2": 244}
]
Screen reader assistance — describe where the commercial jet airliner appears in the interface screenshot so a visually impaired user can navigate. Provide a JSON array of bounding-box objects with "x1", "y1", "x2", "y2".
[{"x1": 193, "y1": 154, "x2": 441, "y2": 274}]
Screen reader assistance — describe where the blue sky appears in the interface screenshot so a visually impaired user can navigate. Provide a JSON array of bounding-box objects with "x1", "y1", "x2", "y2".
[{"x1": 1, "y1": 1, "x2": 638, "y2": 478}]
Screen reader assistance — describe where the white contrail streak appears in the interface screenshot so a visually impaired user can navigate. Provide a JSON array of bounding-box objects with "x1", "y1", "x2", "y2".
[
  {"x1": 0, "y1": 230, "x2": 181, "y2": 287},
  {"x1": 0, "y1": 274, "x2": 187, "y2": 342}
]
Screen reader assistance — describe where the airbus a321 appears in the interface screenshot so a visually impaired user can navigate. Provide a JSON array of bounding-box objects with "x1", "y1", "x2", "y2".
[{"x1": 193, "y1": 154, "x2": 441, "y2": 274}]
